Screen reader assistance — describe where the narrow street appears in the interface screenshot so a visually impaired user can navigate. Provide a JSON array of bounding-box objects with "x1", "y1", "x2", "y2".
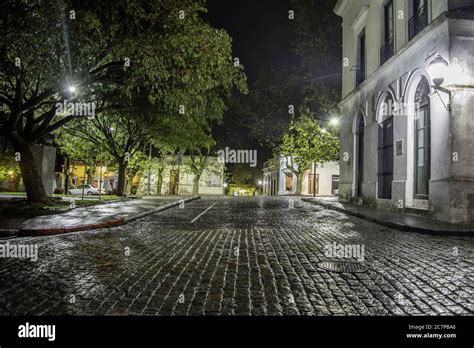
[{"x1": 0, "y1": 197, "x2": 472, "y2": 316}]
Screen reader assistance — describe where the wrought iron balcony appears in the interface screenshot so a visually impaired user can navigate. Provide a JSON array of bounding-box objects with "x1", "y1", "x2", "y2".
[
  {"x1": 408, "y1": 3, "x2": 429, "y2": 41},
  {"x1": 380, "y1": 37, "x2": 394, "y2": 66}
]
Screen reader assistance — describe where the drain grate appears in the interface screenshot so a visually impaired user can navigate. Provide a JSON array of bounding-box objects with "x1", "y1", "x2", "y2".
[{"x1": 317, "y1": 261, "x2": 368, "y2": 273}]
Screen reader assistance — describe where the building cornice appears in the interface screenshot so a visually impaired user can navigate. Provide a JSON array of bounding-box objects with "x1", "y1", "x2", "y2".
[
  {"x1": 333, "y1": 0, "x2": 349, "y2": 17},
  {"x1": 338, "y1": 13, "x2": 451, "y2": 108},
  {"x1": 350, "y1": 6, "x2": 369, "y2": 31}
]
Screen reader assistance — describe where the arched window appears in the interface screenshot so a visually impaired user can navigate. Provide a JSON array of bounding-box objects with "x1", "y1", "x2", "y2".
[
  {"x1": 378, "y1": 94, "x2": 394, "y2": 199},
  {"x1": 414, "y1": 76, "x2": 431, "y2": 198},
  {"x1": 355, "y1": 113, "x2": 365, "y2": 197}
]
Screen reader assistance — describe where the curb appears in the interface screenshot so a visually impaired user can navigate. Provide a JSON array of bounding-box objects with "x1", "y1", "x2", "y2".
[
  {"x1": 0, "y1": 229, "x2": 20, "y2": 239},
  {"x1": 16, "y1": 196, "x2": 200, "y2": 238},
  {"x1": 123, "y1": 196, "x2": 200, "y2": 223},
  {"x1": 301, "y1": 198, "x2": 474, "y2": 237}
]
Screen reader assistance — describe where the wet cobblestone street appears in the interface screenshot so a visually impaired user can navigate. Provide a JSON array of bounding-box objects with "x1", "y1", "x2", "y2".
[{"x1": 0, "y1": 197, "x2": 472, "y2": 316}]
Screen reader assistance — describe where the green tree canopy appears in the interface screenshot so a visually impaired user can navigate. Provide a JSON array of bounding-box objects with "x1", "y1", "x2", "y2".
[
  {"x1": 0, "y1": 0, "x2": 246, "y2": 201},
  {"x1": 280, "y1": 110, "x2": 339, "y2": 195}
]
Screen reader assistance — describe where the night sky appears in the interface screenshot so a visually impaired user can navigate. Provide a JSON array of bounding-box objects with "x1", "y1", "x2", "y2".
[
  {"x1": 204, "y1": 0, "x2": 301, "y2": 166},
  {"x1": 204, "y1": 0, "x2": 340, "y2": 171},
  {"x1": 205, "y1": 0, "x2": 298, "y2": 84}
]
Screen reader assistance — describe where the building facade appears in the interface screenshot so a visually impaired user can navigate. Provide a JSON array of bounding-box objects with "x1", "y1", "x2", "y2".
[
  {"x1": 334, "y1": 0, "x2": 474, "y2": 223},
  {"x1": 263, "y1": 157, "x2": 340, "y2": 196},
  {"x1": 137, "y1": 156, "x2": 225, "y2": 196}
]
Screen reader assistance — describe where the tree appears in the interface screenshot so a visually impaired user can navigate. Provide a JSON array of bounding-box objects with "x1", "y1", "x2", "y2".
[
  {"x1": 290, "y1": 0, "x2": 342, "y2": 117},
  {"x1": 228, "y1": 163, "x2": 261, "y2": 186},
  {"x1": 124, "y1": 150, "x2": 152, "y2": 195},
  {"x1": 62, "y1": 112, "x2": 149, "y2": 196},
  {"x1": 55, "y1": 128, "x2": 111, "y2": 191},
  {"x1": 280, "y1": 111, "x2": 339, "y2": 195},
  {"x1": 245, "y1": 66, "x2": 301, "y2": 149},
  {"x1": 169, "y1": 116, "x2": 215, "y2": 195},
  {"x1": 0, "y1": 0, "x2": 246, "y2": 202}
]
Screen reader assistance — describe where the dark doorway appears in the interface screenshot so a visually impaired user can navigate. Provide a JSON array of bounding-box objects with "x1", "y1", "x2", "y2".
[
  {"x1": 308, "y1": 174, "x2": 319, "y2": 195},
  {"x1": 356, "y1": 114, "x2": 365, "y2": 197},
  {"x1": 332, "y1": 175, "x2": 339, "y2": 195},
  {"x1": 414, "y1": 76, "x2": 431, "y2": 198},
  {"x1": 378, "y1": 117, "x2": 394, "y2": 199}
]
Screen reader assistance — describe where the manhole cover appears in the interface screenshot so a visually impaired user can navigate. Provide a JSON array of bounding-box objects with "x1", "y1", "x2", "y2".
[{"x1": 317, "y1": 261, "x2": 368, "y2": 273}]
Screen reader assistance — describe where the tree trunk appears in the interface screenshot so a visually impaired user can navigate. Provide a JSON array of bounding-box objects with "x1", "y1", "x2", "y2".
[
  {"x1": 64, "y1": 157, "x2": 70, "y2": 194},
  {"x1": 156, "y1": 174, "x2": 163, "y2": 196},
  {"x1": 192, "y1": 174, "x2": 201, "y2": 195},
  {"x1": 86, "y1": 164, "x2": 94, "y2": 185},
  {"x1": 15, "y1": 144, "x2": 49, "y2": 202},
  {"x1": 296, "y1": 173, "x2": 303, "y2": 196},
  {"x1": 117, "y1": 162, "x2": 128, "y2": 196}
]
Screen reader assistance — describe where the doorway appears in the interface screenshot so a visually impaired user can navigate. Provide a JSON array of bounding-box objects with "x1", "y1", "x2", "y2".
[
  {"x1": 378, "y1": 117, "x2": 394, "y2": 199},
  {"x1": 355, "y1": 114, "x2": 365, "y2": 197},
  {"x1": 308, "y1": 174, "x2": 319, "y2": 195}
]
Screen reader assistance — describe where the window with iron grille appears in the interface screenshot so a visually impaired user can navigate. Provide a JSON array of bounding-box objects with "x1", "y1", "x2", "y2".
[
  {"x1": 356, "y1": 30, "x2": 366, "y2": 86},
  {"x1": 380, "y1": 0, "x2": 395, "y2": 65},
  {"x1": 409, "y1": 0, "x2": 429, "y2": 40}
]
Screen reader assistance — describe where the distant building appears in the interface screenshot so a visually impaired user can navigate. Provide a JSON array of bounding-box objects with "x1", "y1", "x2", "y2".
[
  {"x1": 262, "y1": 156, "x2": 340, "y2": 196},
  {"x1": 54, "y1": 155, "x2": 225, "y2": 196},
  {"x1": 137, "y1": 155, "x2": 225, "y2": 196},
  {"x1": 334, "y1": 0, "x2": 474, "y2": 223},
  {"x1": 227, "y1": 184, "x2": 257, "y2": 196}
]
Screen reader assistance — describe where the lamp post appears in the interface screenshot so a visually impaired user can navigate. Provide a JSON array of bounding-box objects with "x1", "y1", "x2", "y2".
[
  {"x1": 428, "y1": 54, "x2": 451, "y2": 111},
  {"x1": 257, "y1": 179, "x2": 263, "y2": 196}
]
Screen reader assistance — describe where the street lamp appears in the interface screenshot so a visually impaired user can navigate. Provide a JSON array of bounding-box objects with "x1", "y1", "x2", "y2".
[
  {"x1": 428, "y1": 55, "x2": 451, "y2": 111},
  {"x1": 330, "y1": 118, "x2": 339, "y2": 126},
  {"x1": 68, "y1": 85, "x2": 76, "y2": 94},
  {"x1": 429, "y1": 55, "x2": 449, "y2": 87}
]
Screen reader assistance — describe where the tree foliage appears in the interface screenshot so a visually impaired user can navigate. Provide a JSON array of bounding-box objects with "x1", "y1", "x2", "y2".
[
  {"x1": 280, "y1": 111, "x2": 339, "y2": 194},
  {"x1": 289, "y1": 0, "x2": 342, "y2": 116},
  {"x1": 0, "y1": 0, "x2": 246, "y2": 201}
]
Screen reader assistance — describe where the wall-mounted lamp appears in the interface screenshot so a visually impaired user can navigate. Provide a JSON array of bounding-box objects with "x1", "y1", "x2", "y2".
[{"x1": 428, "y1": 55, "x2": 451, "y2": 111}]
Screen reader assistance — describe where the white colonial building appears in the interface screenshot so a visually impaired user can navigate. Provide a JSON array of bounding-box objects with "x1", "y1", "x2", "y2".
[
  {"x1": 263, "y1": 157, "x2": 340, "y2": 196},
  {"x1": 334, "y1": 0, "x2": 474, "y2": 223},
  {"x1": 136, "y1": 155, "x2": 225, "y2": 196}
]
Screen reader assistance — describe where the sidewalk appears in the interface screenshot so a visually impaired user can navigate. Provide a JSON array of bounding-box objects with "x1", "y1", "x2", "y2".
[
  {"x1": 302, "y1": 197, "x2": 474, "y2": 236},
  {"x1": 0, "y1": 196, "x2": 199, "y2": 238}
]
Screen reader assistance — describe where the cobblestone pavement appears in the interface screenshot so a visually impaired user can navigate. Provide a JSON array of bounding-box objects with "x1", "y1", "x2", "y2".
[{"x1": 0, "y1": 197, "x2": 472, "y2": 316}]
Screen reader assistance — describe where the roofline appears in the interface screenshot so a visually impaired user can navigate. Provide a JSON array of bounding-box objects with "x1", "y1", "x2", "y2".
[{"x1": 334, "y1": 0, "x2": 349, "y2": 17}]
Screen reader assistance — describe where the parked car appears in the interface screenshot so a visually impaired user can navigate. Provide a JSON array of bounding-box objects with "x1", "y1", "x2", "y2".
[{"x1": 68, "y1": 184, "x2": 105, "y2": 196}]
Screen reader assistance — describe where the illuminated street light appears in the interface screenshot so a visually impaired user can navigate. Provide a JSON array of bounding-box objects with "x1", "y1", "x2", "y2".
[
  {"x1": 330, "y1": 118, "x2": 339, "y2": 126},
  {"x1": 429, "y1": 55, "x2": 449, "y2": 87},
  {"x1": 68, "y1": 85, "x2": 76, "y2": 94},
  {"x1": 428, "y1": 54, "x2": 451, "y2": 111},
  {"x1": 258, "y1": 180, "x2": 263, "y2": 185}
]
